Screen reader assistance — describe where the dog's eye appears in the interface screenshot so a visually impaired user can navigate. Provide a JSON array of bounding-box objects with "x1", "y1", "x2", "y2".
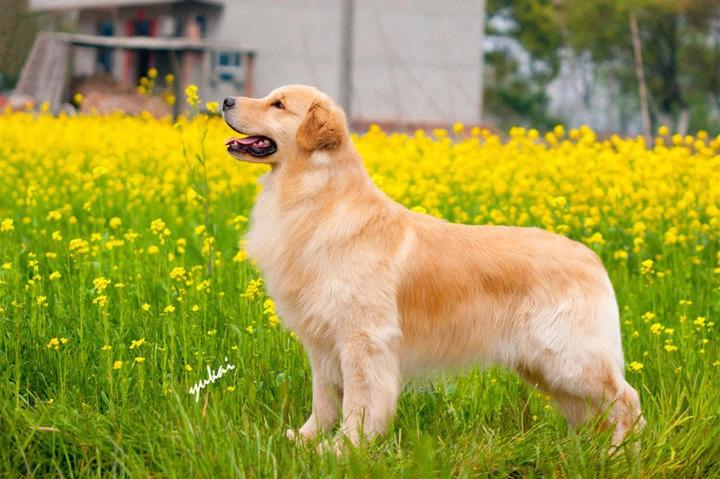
[{"x1": 271, "y1": 100, "x2": 284, "y2": 109}]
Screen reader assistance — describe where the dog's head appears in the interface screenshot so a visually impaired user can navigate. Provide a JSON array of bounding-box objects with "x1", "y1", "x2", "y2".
[{"x1": 222, "y1": 85, "x2": 347, "y2": 165}]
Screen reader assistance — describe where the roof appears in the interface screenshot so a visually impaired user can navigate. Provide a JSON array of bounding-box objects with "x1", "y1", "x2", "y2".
[
  {"x1": 29, "y1": 0, "x2": 223, "y2": 12},
  {"x1": 54, "y1": 32, "x2": 250, "y2": 52}
]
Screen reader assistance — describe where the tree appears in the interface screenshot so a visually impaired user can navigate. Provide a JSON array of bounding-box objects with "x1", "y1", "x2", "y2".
[
  {"x1": 0, "y1": 0, "x2": 43, "y2": 90},
  {"x1": 560, "y1": 0, "x2": 720, "y2": 134},
  {"x1": 484, "y1": 0, "x2": 564, "y2": 129}
]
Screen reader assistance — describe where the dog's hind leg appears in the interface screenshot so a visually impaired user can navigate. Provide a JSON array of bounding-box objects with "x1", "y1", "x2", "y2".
[
  {"x1": 544, "y1": 351, "x2": 644, "y2": 448},
  {"x1": 553, "y1": 391, "x2": 589, "y2": 427},
  {"x1": 606, "y1": 381, "x2": 645, "y2": 447}
]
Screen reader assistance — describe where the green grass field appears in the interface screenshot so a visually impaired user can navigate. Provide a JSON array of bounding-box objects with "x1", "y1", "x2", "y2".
[{"x1": 1, "y1": 113, "x2": 719, "y2": 477}]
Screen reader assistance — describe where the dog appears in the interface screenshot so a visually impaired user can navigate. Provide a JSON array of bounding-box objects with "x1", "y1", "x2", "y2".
[{"x1": 222, "y1": 85, "x2": 644, "y2": 449}]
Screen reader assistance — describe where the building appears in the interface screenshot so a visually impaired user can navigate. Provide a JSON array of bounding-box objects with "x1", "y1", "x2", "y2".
[{"x1": 25, "y1": 0, "x2": 485, "y2": 126}]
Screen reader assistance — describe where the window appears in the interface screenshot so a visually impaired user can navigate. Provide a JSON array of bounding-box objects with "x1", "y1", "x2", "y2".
[
  {"x1": 195, "y1": 15, "x2": 207, "y2": 37},
  {"x1": 216, "y1": 52, "x2": 241, "y2": 67},
  {"x1": 96, "y1": 21, "x2": 114, "y2": 72},
  {"x1": 213, "y1": 51, "x2": 243, "y2": 83}
]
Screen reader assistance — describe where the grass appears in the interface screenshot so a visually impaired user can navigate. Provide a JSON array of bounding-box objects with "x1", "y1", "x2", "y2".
[{"x1": 0, "y1": 111, "x2": 719, "y2": 477}]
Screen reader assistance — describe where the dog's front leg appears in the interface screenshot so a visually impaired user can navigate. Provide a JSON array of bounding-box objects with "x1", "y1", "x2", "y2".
[
  {"x1": 287, "y1": 346, "x2": 341, "y2": 442},
  {"x1": 339, "y1": 330, "x2": 401, "y2": 446}
]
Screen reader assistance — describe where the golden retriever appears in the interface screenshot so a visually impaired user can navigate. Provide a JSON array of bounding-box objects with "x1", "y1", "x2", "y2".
[{"x1": 222, "y1": 85, "x2": 644, "y2": 449}]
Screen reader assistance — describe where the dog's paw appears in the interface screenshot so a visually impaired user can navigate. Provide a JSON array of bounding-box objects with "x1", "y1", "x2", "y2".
[{"x1": 286, "y1": 427, "x2": 317, "y2": 444}]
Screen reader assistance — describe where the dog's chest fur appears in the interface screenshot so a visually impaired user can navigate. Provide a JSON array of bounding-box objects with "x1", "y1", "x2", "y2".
[{"x1": 245, "y1": 171, "x2": 398, "y2": 347}]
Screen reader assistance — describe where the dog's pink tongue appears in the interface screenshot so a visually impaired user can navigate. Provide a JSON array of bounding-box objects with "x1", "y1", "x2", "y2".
[{"x1": 237, "y1": 136, "x2": 261, "y2": 145}]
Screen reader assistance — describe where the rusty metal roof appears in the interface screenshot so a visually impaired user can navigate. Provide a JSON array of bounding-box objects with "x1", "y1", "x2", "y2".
[
  {"x1": 30, "y1": 0, "x2": 223, "y2": 11},
  {"x1": 54, "y1": 32, "x2": 249, "y2": 52}
]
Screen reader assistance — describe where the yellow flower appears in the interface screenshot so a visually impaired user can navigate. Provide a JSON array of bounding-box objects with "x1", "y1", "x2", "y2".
[
  {"x1": 73, "y1": 93, "x2": 84, "y2": 106},
  {"x1": 628, "y1": 361, "x2": 643, "y2": 371},
  {"x1": 150, "y1": 218, "x2": 168, "y2": 236},
  {"x1": 241, "y1": 278, "x2": 263, "y2": 299},
  {"x1": 68, "y1": 238, "x2": 89, "y2": 255},
  {"x1": 226, "y1": 386, "x2": 236, "y2": 392},
  {"x1": 141, "y1": 303, "x2": 151, "y2": 312},
  {"x1": 650, "y1": 322, "x2": 664, "y2": 335},
  {"x1": 205, "y1": 101, "x2": 219, "y2": 113},
  {"x1": 664, "y1": 344, "x2": 678, "y2": 352},
  {"x1": 93, "y1": 276, "x2": 111, "y2": 292},
  {"x1": 101, "y1": 344, "x2": 112, "y2": 351},
  {"x1": 163, "y1": 305, "x2": 175, "y2": 314},
  {"x1": 640, "y1": 259, "x2": 654, "y2": 275},
  {"x1": 185, "y1": 84, "x2": 200, "y2": 107},
  {"x1": 92, "y1": 295, "x2": 108, "y2": 307},
  {"x1": 2, "y1": 262, "x2": 11, "y2": 270},
  {"x1": 109, "y1": 217, "x2": 122, "y2": 229},
  {"x1": 147, "y1": 245, "x2": 160, "y2": 255},
  {"x1": 231, "y1": 215, "x2": 248, "y2": 225},
  {"x1": 642, "y1": 311, "x2": 656, "y2": 323},
  {"x1": 184, "y1": 364, "x2": 193, "y2": 372},
  {"x1": 113, "y1": 360, "x2": 123, "y2": 370},
  {"x1": 147, "y1": 67, "x2": 158, "y2": 79},
  {"x1": 1, "y1": 218, "x2": 14, "y2": 232},
  {"x1": 657, "y1": 125, "x2": 669, "y2": 136},
  {"x1": 694, "y1": 316, "x2": 706, "y2": 327},
  {"x1": 49, "y1": 271, "x2": 61, "y2": 280},
  {"x1": 585, "y1": 232, "x2": 605, "y2": 245},
  {"x1": 135, "y1": 356, "x2": 145, "y2": 363},
  {"x1": 169, "y1": 266, "x2": 186, "y2": 281},
  {"x1": 129, "y1": 338, "x2": 145, "y2": 349},
  {"x1": 46, "y1": 337, "x2": 60, "y2": 349}
]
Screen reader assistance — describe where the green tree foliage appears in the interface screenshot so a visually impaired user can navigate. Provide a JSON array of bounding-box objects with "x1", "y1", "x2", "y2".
[
  {"x1": 0, "y1": 0, "x2": 43, "y2": 90},
  {"x1": 560, "y1": 0, "x2": 720, "y2": 132},
  {"x1": 484, "y1": 0, "x2": 564, "y2": 129}
]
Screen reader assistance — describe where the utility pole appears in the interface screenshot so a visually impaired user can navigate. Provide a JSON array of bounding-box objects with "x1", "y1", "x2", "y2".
[
  {"x1": 478, "y1": 0, "x2": 486, "y2": 124},
  {"x1": 339, "y1": 0, "x2": 355, "y2": 125},
  {"x1": 629, "y1": 11, "x2": 652, "y2": 145}
]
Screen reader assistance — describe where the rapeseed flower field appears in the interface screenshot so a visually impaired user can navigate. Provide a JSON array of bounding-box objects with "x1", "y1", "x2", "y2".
[{"x1": 0, "y1": 101, "x2": 718, "y2": 477}]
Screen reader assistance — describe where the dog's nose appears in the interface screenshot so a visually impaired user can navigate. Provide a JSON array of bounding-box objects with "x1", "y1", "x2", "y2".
[{"x1": 223, "y1": 97, "x2": 236, "y2": 111}]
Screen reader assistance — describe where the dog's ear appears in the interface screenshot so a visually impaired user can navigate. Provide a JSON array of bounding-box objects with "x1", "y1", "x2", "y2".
[{"x1": 296, "y1": 100, "x2": 345, "y2": 151}]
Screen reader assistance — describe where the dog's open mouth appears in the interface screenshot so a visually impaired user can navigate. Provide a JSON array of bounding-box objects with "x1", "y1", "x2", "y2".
[{"x1": 225, "y1": 135, "x2": 277, "y2": 157}]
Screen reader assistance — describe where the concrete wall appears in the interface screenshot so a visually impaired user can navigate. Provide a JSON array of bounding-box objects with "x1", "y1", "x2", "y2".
[
  {"x1": 211, "y1": 0, "x2": 483, "y2": 124},
  {"x1": 33, "y1": 0, "x2": 484, "y2": 124},
  {"x1": 211, "y1": 0, "x2": 343, "y2": 104},
  {"x1": 351, "y1": 0, "x2": 483, "y2": 124}
]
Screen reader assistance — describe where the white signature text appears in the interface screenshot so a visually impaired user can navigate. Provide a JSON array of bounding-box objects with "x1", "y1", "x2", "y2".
[{"x1": 188, "y1": 357, "x2": 236, "y2": 402}]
